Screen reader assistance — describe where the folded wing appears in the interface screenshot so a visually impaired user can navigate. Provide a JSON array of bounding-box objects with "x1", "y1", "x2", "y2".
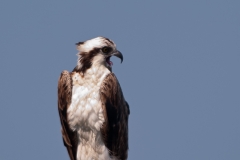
[
  {"x1": 58, "y1": 70, "x2": 78, "y2": 160},
  {"x1": 100, "y1": 73, "x2": 130, "y2": 160}
]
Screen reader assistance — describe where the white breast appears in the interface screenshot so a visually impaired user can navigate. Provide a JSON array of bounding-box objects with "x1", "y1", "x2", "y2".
[{"x1": 67, "y1": 65, "x2": 115, "y2": 160}]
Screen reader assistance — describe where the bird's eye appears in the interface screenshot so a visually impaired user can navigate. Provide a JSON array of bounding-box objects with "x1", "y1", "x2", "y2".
[{"x1": 102, "y1": 47, "x2": 111, "y2": 54}]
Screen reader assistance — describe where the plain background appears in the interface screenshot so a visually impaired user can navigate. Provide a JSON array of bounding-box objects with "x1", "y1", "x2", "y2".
[{"x1": 0, "y1": 1, "x2": 240, "y2": 160}]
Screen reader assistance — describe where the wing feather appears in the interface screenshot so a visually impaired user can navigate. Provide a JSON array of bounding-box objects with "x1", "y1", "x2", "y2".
[
  {"x1": 100, "y1": 73, "x2": 130, "y2": 160},
  {"x1": 58, "y1": 70, "x2": 77, "y2": 160}
]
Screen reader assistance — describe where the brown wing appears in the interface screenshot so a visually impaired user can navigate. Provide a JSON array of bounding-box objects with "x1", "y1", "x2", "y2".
[
  {"x1": 58, "y1": 70, "x2": 78, "y2": 160},
  {"x1": 100, "y1": 73, "x2": 130, "y2": 160}
]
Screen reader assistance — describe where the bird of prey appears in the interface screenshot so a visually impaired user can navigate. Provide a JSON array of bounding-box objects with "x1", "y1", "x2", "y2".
[{"x1": 58, "y1": 37, "x2": 130, "y2": 160}]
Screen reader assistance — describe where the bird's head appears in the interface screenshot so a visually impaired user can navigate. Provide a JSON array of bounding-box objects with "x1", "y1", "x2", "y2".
[{"x1": 75, "y1": 37, "x2": 123, "y2": 73}]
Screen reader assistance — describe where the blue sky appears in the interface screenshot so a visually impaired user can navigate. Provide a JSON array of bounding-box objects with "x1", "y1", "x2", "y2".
[{"x1": 0, "y1": 1, "x2": 240, "y2": 160}]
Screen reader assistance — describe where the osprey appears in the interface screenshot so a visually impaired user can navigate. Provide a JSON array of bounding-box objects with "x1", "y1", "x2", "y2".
[{"x1": 58, "y1": 37, "x2": 130, "y2": 160}]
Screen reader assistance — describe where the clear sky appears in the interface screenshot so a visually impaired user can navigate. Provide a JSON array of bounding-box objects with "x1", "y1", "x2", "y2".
[{"x1": 0, "y1": 1, "x2": 240, "y2": 160}]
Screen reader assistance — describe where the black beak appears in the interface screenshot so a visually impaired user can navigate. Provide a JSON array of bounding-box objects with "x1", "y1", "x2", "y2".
[{"x1": 112, "y1": 50, "x2": 123, "y2": 63}]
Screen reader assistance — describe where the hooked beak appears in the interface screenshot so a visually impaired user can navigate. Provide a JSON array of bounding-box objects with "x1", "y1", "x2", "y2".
[{"x1": 112, "y1": 50, "x2": 123, "y2": 63}]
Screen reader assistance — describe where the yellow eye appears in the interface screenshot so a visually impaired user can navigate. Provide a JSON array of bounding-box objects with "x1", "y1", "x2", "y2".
[{"x1": 102, "y1": 47, "x2": 111, "y2": 53}]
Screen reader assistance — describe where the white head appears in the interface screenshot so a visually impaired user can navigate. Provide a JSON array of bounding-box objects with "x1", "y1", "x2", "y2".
[{"x1": 75, "y1": 37, "x2": 123, "y2": 74}]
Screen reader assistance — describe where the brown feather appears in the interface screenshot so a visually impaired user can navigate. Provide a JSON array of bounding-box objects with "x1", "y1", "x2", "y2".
[
  {"x1": 58, "y1": 70, "x2": 78, "y2": 160},
  {"x1": 100, "y1": 73, "x2": 130, "y2": 160},
  {"x1": 73, "y1": 48, "x2": 100, "y2": 74}
]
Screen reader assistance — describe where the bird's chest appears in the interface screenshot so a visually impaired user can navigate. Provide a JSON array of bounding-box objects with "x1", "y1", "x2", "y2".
[
  {"x1": 67, "y1": 69, "x2": 113, "y2": 160},
  {"x1": 67, "y1": 72, "x2": 106, "y2": 132}
]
